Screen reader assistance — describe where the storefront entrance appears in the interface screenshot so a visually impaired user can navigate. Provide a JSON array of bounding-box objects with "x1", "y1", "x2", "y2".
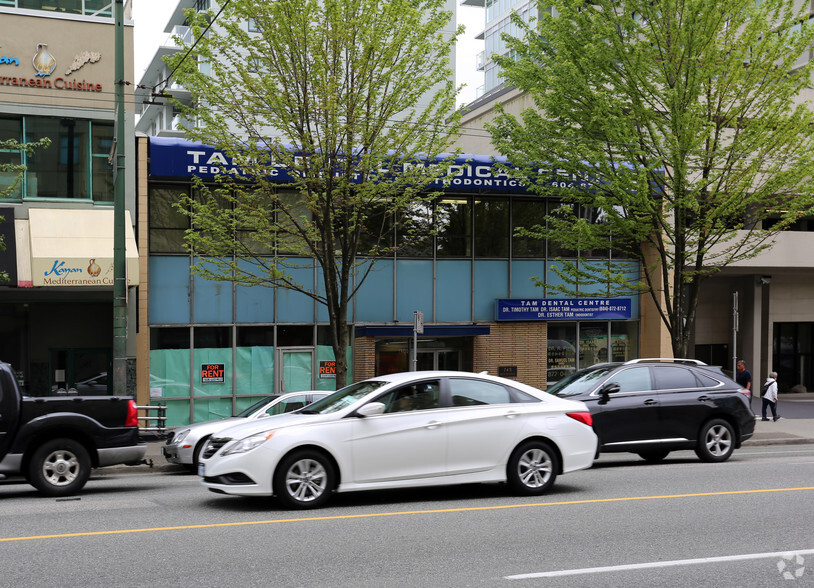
[
  {"x1": 416, "y1": 349, "x2": 461, "y2": 371},
  {"x1": 277, "y1": 348, "x2": 314, "y2": 392}
]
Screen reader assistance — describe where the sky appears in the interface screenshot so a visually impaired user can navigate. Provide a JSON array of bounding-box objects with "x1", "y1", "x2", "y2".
[{"x1": 131, "y1": 0, "x2": 485, "y2": 107}]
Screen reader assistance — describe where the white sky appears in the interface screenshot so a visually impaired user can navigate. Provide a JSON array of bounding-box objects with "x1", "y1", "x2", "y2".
[{"x1": 131, "y1": 0, "x2": 485, "y2": 107}]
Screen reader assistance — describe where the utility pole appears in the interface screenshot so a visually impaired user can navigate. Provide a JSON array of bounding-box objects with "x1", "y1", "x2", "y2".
[{"x1": 112, "y1": 0, "x2": 127, "y2": 395}]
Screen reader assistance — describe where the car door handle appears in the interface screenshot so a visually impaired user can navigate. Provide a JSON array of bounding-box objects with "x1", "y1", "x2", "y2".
[
  {"x1": 643, "y1": 399, "x2": 658, "y2": 406},
  {"x1": 504, "y1": 411, "x2": 519, "y2": 419},
  {"x1": 697, "y1": 395, "x2": 710, "y2": 402},
  {"x1": 424, "y1": 421, "x2": 442, "y2": 430}
]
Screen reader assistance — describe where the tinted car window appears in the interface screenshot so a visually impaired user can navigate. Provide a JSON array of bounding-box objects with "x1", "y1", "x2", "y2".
[
  {"x1": 267, "y1": 394, "x2": 309, "y2": 415},
  {"x1": 653, "y1": 366, "x2": 698, "y2": 390},
  {"x1": 608, "y1": 367, "x2": 652, "y2": 393},
  {"x1": 379, "y1": 381, "x2": 441, "y2": 413},
  {"x1": 449, "y1": 379, "x2": 511, "y2": 406},
  {"x1": 694, "y1": 372, "x2": 721, "y2": 388},
  {"x1": 546, "y1": 366, "x2": 617, "y2": 397}
]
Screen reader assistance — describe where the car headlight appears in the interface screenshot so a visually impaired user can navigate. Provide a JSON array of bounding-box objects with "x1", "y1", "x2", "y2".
[
  {"x1": 172, "y1": 429, "x2": 191, "y2": 445},
  {"x1": 222, "y1": 431, "x2": 276, "y2": 456}
]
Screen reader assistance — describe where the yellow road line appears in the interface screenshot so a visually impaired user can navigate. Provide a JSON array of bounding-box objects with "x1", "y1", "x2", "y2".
[{"x1": 3, "y1": 486, "x2": 814, "y2": 543}]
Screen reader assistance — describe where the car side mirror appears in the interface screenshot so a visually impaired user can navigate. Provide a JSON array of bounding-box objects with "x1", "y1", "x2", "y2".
[
  {"x1": 598, "y1": 382, "x2": 620, "y2": 404},
  {"x1": 355, "y1": 402, "x2": 385, "y2": 418}
]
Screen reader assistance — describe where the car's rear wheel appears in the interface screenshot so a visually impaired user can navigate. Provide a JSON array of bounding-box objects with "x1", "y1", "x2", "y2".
[
  {"x1": 695, "y1": 419, "x2": 735, "y2": 462},
  {"x1": 273, "y1": 450, "x2": 335, "y2": 509},
  {"x1": 637, "y1": 450, "x2": 670, "y2": 463},
  {"x1": 507, "y1": 440, "x2": 559, "y2": 496},
  {"x1": 27, "y1": 438, "x2": 91, "y2": 497}
]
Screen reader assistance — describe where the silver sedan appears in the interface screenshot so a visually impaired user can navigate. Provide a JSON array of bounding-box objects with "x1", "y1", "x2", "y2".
[{"x1": 162, "y1": 391, "x2": 329, "y2": 471}]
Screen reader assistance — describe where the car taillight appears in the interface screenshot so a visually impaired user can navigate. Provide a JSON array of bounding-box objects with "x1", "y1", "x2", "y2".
[
  {"x1": 740, "y1": 389, "x2": 751, "y2": 398},
  {"x1": 126, "y1": 400, "x2": 139, "y2": 428},
  {"x1": 566, "y1": 411, "x2": 593, "y2": 427}
]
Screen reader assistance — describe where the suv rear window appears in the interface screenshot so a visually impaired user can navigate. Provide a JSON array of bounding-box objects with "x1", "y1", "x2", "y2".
[{"x1": 653, "y1": 366, "x2": 698, "y2": 390}]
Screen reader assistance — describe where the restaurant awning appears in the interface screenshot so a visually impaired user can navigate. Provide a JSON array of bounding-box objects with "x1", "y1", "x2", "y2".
[{"x1": 17, "y1": 208, "x2": 139, "y2": 288}]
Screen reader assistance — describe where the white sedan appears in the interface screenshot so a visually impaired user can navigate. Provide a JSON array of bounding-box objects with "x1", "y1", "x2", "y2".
[
  {"x1": 199, "y1": 371, "x2": 597, "y2": 509},
  {"x1": 162, "y1": 391, "x2": 329, "y2": 471}
]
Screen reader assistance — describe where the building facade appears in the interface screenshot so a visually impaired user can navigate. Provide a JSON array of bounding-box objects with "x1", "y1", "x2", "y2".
[
  {"x1": 0, "y1": 2, "x2": 138, "y2": 396},
  {"x1": 138, "y1": 136, "x2": 642, "y2": 426}
]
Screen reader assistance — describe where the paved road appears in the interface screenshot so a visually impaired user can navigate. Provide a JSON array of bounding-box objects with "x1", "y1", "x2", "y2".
[{"x1": 1, "y1": 444, "x2": 812, "y2": 587}]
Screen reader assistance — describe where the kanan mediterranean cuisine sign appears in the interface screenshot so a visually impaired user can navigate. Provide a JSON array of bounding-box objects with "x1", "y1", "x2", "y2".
[
  {"x1": 0, "y1": 43, "x2": 103, "y2": 92},
  {"x1": 496, "y1": 299, "x2": 632, "y2": 321}
]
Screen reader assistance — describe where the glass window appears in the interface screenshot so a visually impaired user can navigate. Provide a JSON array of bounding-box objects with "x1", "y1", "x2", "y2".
[
  {"x1": 194, "y1": 327, "x2": 231, "y2": 349},
  {"x1": 0, "y1": 151, "x2": 23, "y2": 199},
  {"x1": 580, "y1": 324, "x2": 608, "y2": 366},
  {"x1": 449, "y1": 378, "x2": 510, "y2": 406},
  {"x1": 20, "y1": 0, "x2": 81, "y2": 13},
  {"x1": 436, "y1": 197, "x2": 471, "y2": 257},
  {"x1": 474, "y1": 198, "x2": 509, "y2": 257},
  {"x1": 277, "y1": 325, "x2": 313, "y2": 346},
  {"x1": 608, "y1": 367, "x2": 652, "y2": 393},
  {"x1": 547, "y1": 323, "x2": 577, "y2": 382},
  {"x1": 237, "y1": 326, "x2": 274, "y2": 347},
  {"x1": 611, "y1": 322, "x2": 639, "y2": 362},
  {"x1": 379, "y1": 381, "x2": 441, "y2": 412},
  {"x1": 653, "y1": 366, "x2": 699, "y2": 390},
  {"x1": 547, "y1": 199, "x2": 576, "y2": 257},
  {"x1": 150, "y1": 327, "x2": 190, "y2": 350},
  {"x1": 91, "y1": 123, "x2": 114, "y2": 201},
  {"x1": 397, "y1": 200, "x2": 433, "y2": 257},
  {"x1": 512, "y1": 199, "x2": 546, "y2": 257},
  {"x1": 84, "y1": 0, "x2": 111, "y2": 15},
  {"x1": 149, "y1": 185, "x2": 189, "y2": 253},
  {"x1": 26, "y1": 117, "x2": 88, "y2": 199},
  {"x1": 267, "y1": 394, "x2": 309, "y2": 415},
  {"x1": 277, "y1": 189, "x2": 312, "y2": 255}
]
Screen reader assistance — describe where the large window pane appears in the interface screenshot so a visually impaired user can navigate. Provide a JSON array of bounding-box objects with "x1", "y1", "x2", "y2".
[
  {"x1": 611, "y1": 321, "x2": 638, "y2": 362},
  {"x1": 548, "y1": 323, "x2": 576, "y2": 382},
  {"x1": 512, "y1": 199, "x2": 546, "y2": 258},
  {"x1": 26, "y1": 117, "x2": 88, "y2": 198},
  {"x1": 474, "y1": 198, "x2": 509, "y2": 257},
  {"x1": 397, "y1": 201, "x2": 433, "y2": 257},
  {"x1": 0, "y1": 151, "x2": 23, "y2": 199},
  {"x1": 149, "y1": 185, "x2": 189, "y2": 253},
  {"x1": 436, "y1": 197, "x2": 471, "y2": 257},
  {"x1": 20, "y1": 0, "x2": 81, "y2": 13}
]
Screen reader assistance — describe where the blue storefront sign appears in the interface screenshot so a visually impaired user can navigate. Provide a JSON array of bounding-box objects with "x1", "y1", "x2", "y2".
[
  {"x1": 496, "y1": 298, "x2": 632, "y2": 321},
  {"x1": 148, "y1": 137, "x2": 591, "y2": 194}
]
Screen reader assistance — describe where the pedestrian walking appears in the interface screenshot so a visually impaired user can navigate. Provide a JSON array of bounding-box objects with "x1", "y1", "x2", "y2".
[
  {"x1": 761, "y1": 371, "x2": 779, "y2": 422},
  {"x1": 736, "y1": 360, "x2": 753, "y2": 401}
]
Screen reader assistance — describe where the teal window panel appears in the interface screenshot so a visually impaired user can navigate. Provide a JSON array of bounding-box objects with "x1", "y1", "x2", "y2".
[
  {"x1": 316, "y1": 264, "x2": 352, "y2": 323},
  {"x1": 149, "y1": 348, "x2": 191, "y2": 398},
  {"x1": 511, "y1": 260, "x2": 545, "y2": 299},
  {"x1": 436, "y1": 260, "x2": 471, "y2": 321},
  {"x1": 277, "y1": 258, "x2": 315, "y2": 323},
  {"x1": 395, "y1": 260, "x2": 433, "y2": 323},
  {"x1": 316, "y1": 345, "x2": 352, "y2": 391},
  {"x1": 474, "y1": 260, "x2": 509, "y2": 321},
  {"x1": 546, "y1": 261, "x2": 569, "y2": 295},
  {"x1": 579, "y1": 260, "x2": 615, "y2": 296},
  {"x1": 157, "y1": 399, "x2": 192, "y2": 428},
  {"x1": 235, "y1": 346, "x2": 275, "y2": 395},
  {"x1": 193, "y1": 258, "x2": 234, "y2": 323},
  {"x1": 236, "y1": 259, "x2": 274, "y2": 323},
  {"x1": 192, "y1": 397, "x2": 234, "y2": 423},
  {"x1": 149, "y1": 257, "x2": 190, "y2": 324},
  {"x1": 192, "y1": 348, "x2": 232, "y2": 397},
  {"x1": 354, "y1": 259, "x2": 394, "y2": 322}
]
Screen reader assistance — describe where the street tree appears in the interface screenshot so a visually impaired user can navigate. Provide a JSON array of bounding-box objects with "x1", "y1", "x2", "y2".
[
  {"x1": 486, "y1": 0, "x2": 814, "y2": 357},
  {"x1": 0, "y1": 137, "x2": 50, "y2": 283},
  {"x1": 166, "y1": 0, "x2": 462, "y2": 386}
]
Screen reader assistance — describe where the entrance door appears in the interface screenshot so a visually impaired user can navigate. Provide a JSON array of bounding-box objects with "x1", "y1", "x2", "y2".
[
  {"x1": 416, "y1": 349, "x2": 461, "y2": 371},
  {"x1": 278, "y1": 349, "x2": 314, "y2": 393}
]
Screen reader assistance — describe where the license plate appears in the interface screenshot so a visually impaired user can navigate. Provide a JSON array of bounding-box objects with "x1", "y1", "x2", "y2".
[{"x1": 198, "y1": 463, "x2": 205, "y2": 477}]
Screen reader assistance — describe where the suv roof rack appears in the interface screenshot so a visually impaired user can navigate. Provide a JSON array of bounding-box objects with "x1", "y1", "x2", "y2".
[{"x1": 624, "y1": 358, "x2": 707, "y2": 365}]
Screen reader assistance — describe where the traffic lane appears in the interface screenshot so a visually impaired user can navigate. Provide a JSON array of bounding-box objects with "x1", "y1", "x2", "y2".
[{"x1": 1, "y1": 446, "x2": 813, "y2": 587}]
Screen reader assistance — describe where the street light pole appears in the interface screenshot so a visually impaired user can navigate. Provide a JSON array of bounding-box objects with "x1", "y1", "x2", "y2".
[{"x1": 112, "y1": 0, "x2": 127, "y2": 395}]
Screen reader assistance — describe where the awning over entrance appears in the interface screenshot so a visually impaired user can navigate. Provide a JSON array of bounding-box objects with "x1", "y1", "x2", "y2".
[
  {"x1": 355, "y1": 325, "x2": 491, "y2": 337},
  {"x1": 17, "y1": 208, "x2": 139, "y2": 288}
]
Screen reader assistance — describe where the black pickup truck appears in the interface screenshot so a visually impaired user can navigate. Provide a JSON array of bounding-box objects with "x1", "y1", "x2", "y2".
[{"x1": 0, "y1": 361, "x2": 146, "y2": 496}]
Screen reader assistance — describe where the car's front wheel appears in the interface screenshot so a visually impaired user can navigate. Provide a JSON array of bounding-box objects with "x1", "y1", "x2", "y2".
[
  {"x1": 507, "y1": 440, "x2": 559, "y2": 496},
  {"x1": 695, "y1": 419, "x2": 735, "y2": 462},
  {"x1": 27, "y1": 438, "x2": 91, "y2": 497},
  {"x1": 273, "y1": 450, "x2": 336, "y2": 509}
]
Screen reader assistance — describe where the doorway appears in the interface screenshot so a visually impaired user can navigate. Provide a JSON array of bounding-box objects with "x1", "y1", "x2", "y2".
[
  {"x1": 277, "y1": 348, "x2": 314, "y2": 393},
  {"x1": 49, "y1": 348, "x2": 111, "y2": 395},
  {"x1": 416, "y1": 349, "x2": 461, "y2": 371}
]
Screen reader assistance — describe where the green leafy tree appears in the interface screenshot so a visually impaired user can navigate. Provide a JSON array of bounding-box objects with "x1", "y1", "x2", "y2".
[
  {"x1": 0, "y1": 137, "x2": 51, "y2": 283},
  {"x1": 486, "y1": 0, "x2": 814, "y2": 357},
  {"x1": 167, "y1": 0, "x2": 462, "y2": 387}
]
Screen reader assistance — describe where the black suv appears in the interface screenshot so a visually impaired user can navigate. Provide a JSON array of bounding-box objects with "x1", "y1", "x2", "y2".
[{"x1": 546, "y1": 359, "x2": 755, "y2": 463}]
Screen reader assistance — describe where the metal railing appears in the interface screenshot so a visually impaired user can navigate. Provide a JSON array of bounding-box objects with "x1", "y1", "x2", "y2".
[{"x1": 136, "y1": 404, "x2": 167, "y2": 438}]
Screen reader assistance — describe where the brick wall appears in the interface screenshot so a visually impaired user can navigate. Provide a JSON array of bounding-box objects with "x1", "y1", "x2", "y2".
[
  {"x1": 353, "y1": 336, "x2": 376, "y2": 382},
  {"x1": 473, "y1": 322, "x2": 548, "y2": 389}
]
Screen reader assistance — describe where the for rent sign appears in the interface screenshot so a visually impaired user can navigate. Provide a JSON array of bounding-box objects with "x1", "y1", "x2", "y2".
[{"x1": 201, "y1": 364, "x2": 225, "y2": 383}]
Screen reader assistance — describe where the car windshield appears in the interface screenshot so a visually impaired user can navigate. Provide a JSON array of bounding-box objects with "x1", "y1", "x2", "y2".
[
  {"x1": 235, "y1": 395, "x2": 279, "y2": 418},
  {"x1": 546, "y1": 366, "x2": 617, "y2": 397},
  {"x1": 300, "y1": 381, "x2": 387, "y2": 414}
]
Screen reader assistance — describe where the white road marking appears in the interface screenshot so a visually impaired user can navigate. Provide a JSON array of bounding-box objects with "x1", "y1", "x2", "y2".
[{"x1": 505, "y1": 549, "x2": 814, "y2": 580}]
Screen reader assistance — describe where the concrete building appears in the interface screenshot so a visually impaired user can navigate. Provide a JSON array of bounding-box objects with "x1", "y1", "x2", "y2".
[{"x1": 0, "y1": 1, "x2": 138, "y2": 396}]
